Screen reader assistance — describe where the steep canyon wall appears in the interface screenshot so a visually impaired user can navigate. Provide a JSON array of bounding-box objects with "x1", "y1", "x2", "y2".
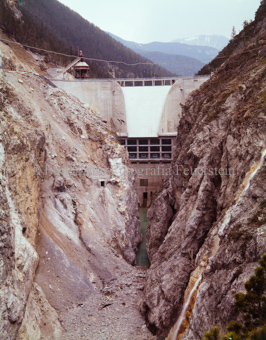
[
  {"x1": 0, "y1": 41, "x2": 150, "y2": 340},
  {"x1": 141, "y1": 13, "x2": 266, "y2": 339}
]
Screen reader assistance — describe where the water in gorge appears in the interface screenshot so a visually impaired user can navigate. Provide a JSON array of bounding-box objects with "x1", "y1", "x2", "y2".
[{"x1": 136, "y1": 208, "x2": 150, "y2": 267}]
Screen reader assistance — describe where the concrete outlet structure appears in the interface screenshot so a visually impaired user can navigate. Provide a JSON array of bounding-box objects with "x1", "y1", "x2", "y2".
[{"x1": 51, "y1": 76, "x2": 209, "y2": 206}]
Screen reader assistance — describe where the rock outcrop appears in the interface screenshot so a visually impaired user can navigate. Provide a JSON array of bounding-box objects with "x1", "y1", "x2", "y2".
[
  {"x1": 0, "y1": 39, "x2": 152, "y2": 340},
  {"x1": 141, "y1": 5, "x2": 266, "y2": 338}
]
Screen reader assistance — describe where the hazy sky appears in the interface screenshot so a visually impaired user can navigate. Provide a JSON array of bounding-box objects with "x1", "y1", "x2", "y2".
[{"x1": 58, "y1": 0, "x2": 261, "y2": 43}]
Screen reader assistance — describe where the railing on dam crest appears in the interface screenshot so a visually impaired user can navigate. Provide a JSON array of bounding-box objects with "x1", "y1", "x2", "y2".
[
  {"x1": 116, "y1": 76, "x2": 209, "y2": 87},
  {"x1": 50, "y1": 75, "x2": 210, "y2": 87}
]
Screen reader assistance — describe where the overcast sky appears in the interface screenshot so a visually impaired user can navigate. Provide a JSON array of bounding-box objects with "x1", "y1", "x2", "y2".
[{"x1": 58, "y1": 0, "x2": 261, "y2": 43}]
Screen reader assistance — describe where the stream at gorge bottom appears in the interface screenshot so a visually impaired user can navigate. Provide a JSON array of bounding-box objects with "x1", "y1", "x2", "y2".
[{"x1": 136, "y1": 207, "x2": 150, "y2": 267}]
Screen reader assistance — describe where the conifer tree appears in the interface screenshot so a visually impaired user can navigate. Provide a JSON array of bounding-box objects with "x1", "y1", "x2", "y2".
[
  {"x1": 247, "y1": 325, "x2": 266, "y2": 340},
  {"x1": 231, "y1": 26, "x2": 236, "y2": 40},
  {"x1": 202, "y1": 326, "x2": 221, "y2": 340},
  {"x1": 234, "y1": 254, "x2": 266, "y2": 331},
  {"x1": 201, "y1": 254, "x2": 266, "y2": 340}
]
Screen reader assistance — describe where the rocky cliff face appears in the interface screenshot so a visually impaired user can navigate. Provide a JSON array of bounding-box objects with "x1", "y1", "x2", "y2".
[
  {"x1": 141, "y1": 8, "x2": 266, "y2": 339},
  {"x1": 0, "y1": 40, "x2": 154, "y2": 339}
]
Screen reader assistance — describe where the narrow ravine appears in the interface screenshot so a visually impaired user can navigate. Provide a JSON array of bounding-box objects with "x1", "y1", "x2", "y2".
[{"x1": 136, "y1": 208, "x2": 150, "y2": 267}]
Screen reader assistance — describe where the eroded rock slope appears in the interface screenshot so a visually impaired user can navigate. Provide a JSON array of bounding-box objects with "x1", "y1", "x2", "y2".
[
  {"x1": 0, "y1": 41, "x2": 154, "y2": 340},
  {"x1": 142, "y1": 5, "x2": 266, "y2": 339}
]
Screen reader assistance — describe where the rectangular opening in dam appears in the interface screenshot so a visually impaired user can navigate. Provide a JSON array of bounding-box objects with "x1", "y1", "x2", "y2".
[
  {"x1": 144, "y1": 81, "x2": 152, "y2": 86},
  {"x1": 139, "y1": 139, "x2": 148, "y2": 145},
  {"x1": 127, "y1": 139, "x2": 137, "y2": 145},
  {"x1": 120, "y1": 137, "x2": 174, "y2": 162},
  {"x1": 125, "y1": 81, "x2": 134, "y2": 86},
  {"x1": 140, "y1": 179, "x2": 148, "y2": 186},
  {"x1": 135, "y1": 81, "x2": 143, "y2": 87}
]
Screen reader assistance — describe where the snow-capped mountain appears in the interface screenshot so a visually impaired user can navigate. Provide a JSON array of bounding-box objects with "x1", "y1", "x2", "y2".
[
  {"x1": 107, "y1": 32, "x2": 221, "y2": 76},
  {"x1": 108, "y1": 32, "x2": 219, "y2": 62},
  {"x1": 173, "y1": 35, "x2": 229, "y2": 50}
]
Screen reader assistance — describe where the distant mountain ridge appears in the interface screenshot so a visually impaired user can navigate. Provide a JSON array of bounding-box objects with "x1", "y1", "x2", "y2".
[
  {"x1": 108, "y1": 32, "x2": 219, "y2": 76},
  {"x1": 133, "y1": 50, "x2": 205, "y2": 77},
  {"x1": 108, "y1": 33, "x2": 219, "y2": 61},
  {"x1": 173, "y1": 35, "x2": 229, "y2": 50}
]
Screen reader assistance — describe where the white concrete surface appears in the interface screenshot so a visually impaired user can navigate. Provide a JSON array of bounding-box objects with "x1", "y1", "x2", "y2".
[
  {"x1": 51, "y1": 77, "x2": 209, "y2": 138},
  {"x1": 122, "y1": 86, "x2": 171, "y2": 138},
  {"x1": 51, "y1": 79, "x2": 128, "y2": 135},
  {"x1": 159, "y1": 77, "x2": 208, "y2": 135}
]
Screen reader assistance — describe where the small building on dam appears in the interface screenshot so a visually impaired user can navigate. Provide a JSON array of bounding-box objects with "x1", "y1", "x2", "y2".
[{"x1": 51, "y1": 75, "x2": 209, "y2": 207}]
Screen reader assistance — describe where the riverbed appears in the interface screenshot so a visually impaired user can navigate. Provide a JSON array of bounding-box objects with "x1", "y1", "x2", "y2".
[{"x1": 136, "y1": 208, "x2": 150, "y2": 267}]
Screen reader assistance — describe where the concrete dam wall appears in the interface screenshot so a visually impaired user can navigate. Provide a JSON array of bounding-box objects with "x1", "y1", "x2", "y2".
[
  {"x1": 51, "y1": 76, "x2": 209, "y2": 206},
  {"x1": 51, "y1": 77, "x2": 209, "y2": 138}
]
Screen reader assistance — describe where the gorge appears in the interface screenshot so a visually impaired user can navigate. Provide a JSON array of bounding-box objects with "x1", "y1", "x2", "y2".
[{"x1": 1, "y1": 1, "x2": 266, "y2": 340}]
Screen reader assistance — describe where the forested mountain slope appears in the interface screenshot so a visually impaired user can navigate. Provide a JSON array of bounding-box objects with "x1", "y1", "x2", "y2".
[{"x1": 0, "y1": 0, "x2": 175, "y2": 78}]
